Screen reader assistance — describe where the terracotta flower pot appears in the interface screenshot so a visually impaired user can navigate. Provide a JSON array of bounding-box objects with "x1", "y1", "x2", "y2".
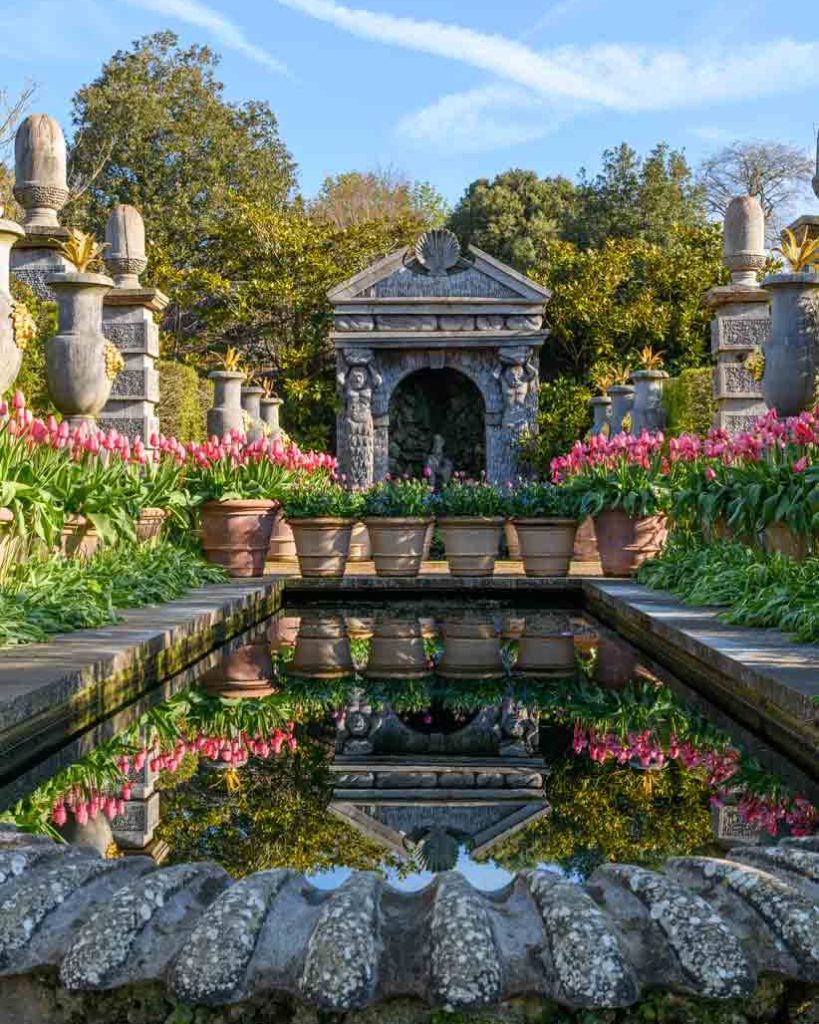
[
  {"x1": 438, "y1": 620, "x2": 503, "y2": 679},
  {"x1": 288, "y1": 518, "x2": 353, "y2": 578},
  {"x1": 347, "y1": 521, "x2": 372, "y2": 562},
  {"x1": 268, "y1": 511, "x2": 298, "y2": 563},
  {"x1": 201, "y1": 499, "x2": 276, "y2": 578},
  {"x1": 364, "y1": 517, "x2": 432, "y2": 577},
  {"x1": 365, "y1": 617, "x2": 429, "y2": 679},
  {"x1": 594, "y1": 508, "x2": 667, "y2": 577},
  {"x1": 136, "y1": 507, "x2": 167, "y2": 543},
  {"x1": 287, "y1": 616, "x2": 353, "y2": 678},
  {"x1": 60, "y1": 514, "x2": 100, "y2": 559},
  {"x1": 513, "y1": 518, "x2": 578, "y2": 577},
  {"x1": 764, "y1": 521, "x2": 811, "y2": 562},
  {"x1": 504, "y1": 521, "x2": 521, "y2": 560},
  {"x1": 437, "y1": 517, "x2": 504, "y2": 577},
  {"x1": 201, "y1": 641, "x2": 275, "y2": 698},
  {"x1": 572, "y1": 515, "x2": 599, "y2": 563}
]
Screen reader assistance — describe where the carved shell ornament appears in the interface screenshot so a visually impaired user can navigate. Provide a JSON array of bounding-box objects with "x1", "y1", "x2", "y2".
[{"x1": 407, "y1": 229, "x2": 469, "y2": 276}]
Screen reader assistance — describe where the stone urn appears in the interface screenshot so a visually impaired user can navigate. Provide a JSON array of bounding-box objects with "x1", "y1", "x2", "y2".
[
  {"x1": 260, "y1": 395, "x2": 283, "y2": 441},
  {"x1": 0, "y1": 216, "x2": 26, "y2": 395},
  {"x1": 630, "y1": 371, "x2": 668, "y2": 434},
  {"x1": 241, "y1": 385, "x2": 264, "y2": 442},
  {"x1": 607, "y1": 385, "x2": 634, "y2": 435},
  {"x1": 44, "y1": 271, "x2": 115, "y2": 429},
  {"x1": 104, "y1": 204, "x2": 148, "y2": 288},
  {"x1": 589, "y1": 396, "x2": 611, "y2": 436},
  {"x1": 207, "y1": 370, "x2": 245, "y2": 438},
  {"x1": 762, "y1": 272, "x2": 819, "y2": 416}
]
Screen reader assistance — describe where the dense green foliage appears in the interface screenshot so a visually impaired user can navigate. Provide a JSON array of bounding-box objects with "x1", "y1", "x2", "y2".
[
  {"x1": 9, "y1": 279, "x2": 57, "y2": 416},
  {"x1": 156, "y1": 360, "x2": 211, "y2": 442},
  {"x1": 639, "y1": 535, "x2": 819, "y2": 643},
  {"x1": 663, "y1": 368, "x2": 715, "y2": 436},
  {"x1": 0, "y1": 541, "x2": 226, "y2": 648},
  {"x1": 519, "y1": 377, "x2": 592, "y2": 475}
]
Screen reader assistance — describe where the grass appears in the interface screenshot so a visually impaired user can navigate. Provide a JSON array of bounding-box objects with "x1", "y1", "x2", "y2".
[{"x1": 0, "y1": 541, "x2": 227, "y2": 648}]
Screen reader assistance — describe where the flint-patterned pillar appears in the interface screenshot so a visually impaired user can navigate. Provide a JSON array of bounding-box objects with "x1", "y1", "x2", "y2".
[
  {"x1": 100, "y1": 205, "x2": 166, "y2": 445},
  {"x1": 705, "y1": 196, "x2": 768, "y2": 434},
  {"x1": 111, "y1": 749, "x2": 168, "y2": 863}
]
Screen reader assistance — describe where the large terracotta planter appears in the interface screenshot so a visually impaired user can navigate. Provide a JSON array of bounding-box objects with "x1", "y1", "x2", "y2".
[
  {"x1": 201, "y1": 641, "x2": 275, "y2": 698},
  {"x1": 364, "y1": 517, "x2": 432, "y2": 577},
  {"x1": 288, "y1": 517, "x2": 353, "y2": 578},
  {"x1": 201, "y1": 499, "x2": 276, "y2": 578},
  {"x1": 764, "y1": 521, "x2": 811, "y2": 562},
  {"x1": 136, "y1": 507, "x2": 167, "y2": 543},
  {"x1": 572, "y1": 516, "x2": 599, "y2": 563},
  {"x1": 347, "y1": 521, "x2": 371, "y2": 562},
  {"x1": 287, "y1": 616, "x2": 353, "y2": 678},
  {"x1": 438, "y1": 620, "x2": 503, "y2": 679},
  {"x1": 365, "y1": 617, "x2": 429, "y2": 679},
  {"x1": 268, "y1": 511, "x2": 297, "y2": 563},
  {"x1": 437, "y1": 517, "x2": 503, "y2": 577},
  {"x1": 513, "y1": 518, "x2": 578, "y2": 577},
  {"x1": 504, "y1": 521, "x2": 521, "y2": 560},
  {"x1": 60, "y1": 514, "x2": 100, "y2": 559},
  {"x1": 594, "y1": 508, "x2": 667, "y2": 577}
]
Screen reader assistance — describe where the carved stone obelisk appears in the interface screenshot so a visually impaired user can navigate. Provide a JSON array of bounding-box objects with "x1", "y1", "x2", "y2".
[
  {"x1": 100, "y1": 204, "x2": 166, "y2": 445},
  {"x1": 705, "y1": 196, "x2": 768, "y2": 433}
]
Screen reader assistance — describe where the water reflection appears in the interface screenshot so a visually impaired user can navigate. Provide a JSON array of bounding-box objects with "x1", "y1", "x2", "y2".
[{"x1": 4, "y1": 601, "x2": 816, "y2": 885}]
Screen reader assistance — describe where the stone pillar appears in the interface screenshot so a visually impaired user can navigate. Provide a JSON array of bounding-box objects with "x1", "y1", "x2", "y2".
[
  {"x1": 705, "y1": 196, "x2": 768, "y2": 434},
  {"x1": 111, "y1": 747, "x2": 167, "y2": 862},
  {"x1": 9, "y1": 114, "x2": 69, "y2": 297},
  {"x1": 100, "y1": 205, "x2": 165, "y2": 445},
  {"x1": 260, "y1": 395, "x2": 282, "y2": 441}
]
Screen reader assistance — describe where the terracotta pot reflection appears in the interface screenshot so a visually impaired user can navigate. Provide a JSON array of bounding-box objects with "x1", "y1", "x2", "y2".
[
  {"x1": 515, "y1": 614, "x2": 576, "y2": 677},
  {"x1": 287, "y1": 616, "x2": 353, "y2": 678},
  {"x1": 267, "y1": 615, "x2": 300, "y2": 648},
  {"x1": 200, "y1": 641, "x2": 275, "y2": 698},
  {"x1": 365, "y1": 617, "x2": 429, "y2": 679},
  {"x1": 438, "y1": 620, "x2": 503, "y2": 679},
  {"x1": 593, "y1": 635, "x2": 639, "y2": 688}
]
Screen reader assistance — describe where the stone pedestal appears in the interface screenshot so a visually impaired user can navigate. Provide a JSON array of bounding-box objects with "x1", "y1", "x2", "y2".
[
  {"x1": 705, "y1": 285, "x2": 768, "y2": 434},
  {"x1": 111, "y1": 790, "x2": 160, "y2": 850},
  {"x1": 10, "y1": 227, "x2": 69, "y2": 298},
  {"x1": 100, "y1": 288, "x2": 166, "y2": 444}
]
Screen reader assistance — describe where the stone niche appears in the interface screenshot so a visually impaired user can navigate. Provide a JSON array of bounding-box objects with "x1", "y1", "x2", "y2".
[{"x1": 330, "y1": 230, "x2": 550, "y2": 485}]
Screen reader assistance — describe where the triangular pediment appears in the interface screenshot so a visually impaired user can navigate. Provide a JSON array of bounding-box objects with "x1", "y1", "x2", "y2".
[{"x1": 328, "y1": 235, "x2": 551, "y2": 305}]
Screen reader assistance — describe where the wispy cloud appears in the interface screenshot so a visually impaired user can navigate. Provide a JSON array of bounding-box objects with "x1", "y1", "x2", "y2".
[
  {"x1": 127, "y1": 0, "x2": 289, "y2": 73},
  {"x1": 275, "y1": 0, "x2": 819, "y2": 151}
]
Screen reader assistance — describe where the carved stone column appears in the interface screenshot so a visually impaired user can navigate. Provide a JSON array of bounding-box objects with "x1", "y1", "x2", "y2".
[
  {"x1": 338, "y1": 347, "x2": 380, "y2": 487},
  {"x1": 492, "y1": 345, "x2": 539, "y2": 483},
  {"x1": 100, "y1": 205, "x2": 165, "y2": 445},
  {"x1": 9, "y1": 114, "x2": 69, "y2": 298},
  {"x1": 705, "y1": 196, "x2": 768, "y2": 434}
]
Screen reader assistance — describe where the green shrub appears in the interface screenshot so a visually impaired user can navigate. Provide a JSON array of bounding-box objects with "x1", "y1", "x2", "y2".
[
  {"x1": 9, "y1": 279, "x2": 58, "y2": 415},
  {"x1": 157, "y1": 360, "x2": 210, "y2": 442},
  {"x1": 663, "y1": 367, "x2": 714, "y2": 436},
  {"x1": 519, "y1": 376, "x2": 592, "y2": 476}
]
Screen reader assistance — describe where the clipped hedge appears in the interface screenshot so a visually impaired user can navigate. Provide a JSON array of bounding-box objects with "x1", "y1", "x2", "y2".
[
  {"x1": 662, "y1": 368, "x2": 714, "y2": 437},
  {"x1": 156, "y1": 360, "x2": 212, "y2": 442}
]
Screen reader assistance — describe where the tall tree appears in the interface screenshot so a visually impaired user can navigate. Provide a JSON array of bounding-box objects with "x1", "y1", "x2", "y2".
[
  {"x1": 67, "y1": 31, "x2": 297, "y2": 301},
  {"x1": 448, "y1": 169, "x2": 577, "y2": 272},
  {"x1": 698, "y1": 140, "x2": 814, "y2": 230},
  {"x1": 310, "y1": 168, "x2": 448, "y2": 230}
]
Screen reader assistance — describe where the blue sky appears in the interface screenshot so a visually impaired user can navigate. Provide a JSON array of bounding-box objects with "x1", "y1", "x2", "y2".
[{"x1": 1, "y1": 0, "x2": 817, "y2": 205}]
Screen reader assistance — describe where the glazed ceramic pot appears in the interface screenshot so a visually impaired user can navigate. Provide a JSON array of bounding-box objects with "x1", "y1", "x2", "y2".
[
  {"x1": 347, "y1": 521, "x2": 371, "y2": 562},
  {"x1": 364, "y1": 517, "x2": 432, "y2": 577},
  {"x1": 504, "y1": 521, "x2": 521, "y2": 560},
  {"x1": 200, "y1": 641, "x2": 275, "y2": 698},
  {"x1": 0, "y1": 217, "x2": 26, "y2": 395},
  {"x1": 136, "y1": 507, "x2": 167, "y2": 543},
  {"x1": 201, "y1": 499, "x2": 276, "y2": 577},
  {"x1": 630, "y1": 370, "x2": 668, "y2": 434},
  {"x1": 437, "y1": 517, "x2": 504, "y2": 577},
  {"x1": 594, "y1": 508, "x2": 667, "y2": 577},
  {"x1": 513, "y1": 518, "x2": 578, "y2": 577},
  {"x1": 288, "y1": 517, "x2": 353, "y2": 578},
  {"x1": 207, "y1": 371, "x2": 245, "y2": 438},
  {"x1": 60, "y1": 514, "x2": 100, "y2": 559},
  {"x1": 365, "y1": 617, "x2": 429, "y2": 679},
  {"x1": 268, "y1": 511, "x2": 298, "y2": 563},
  {"x1": 572, "y1": 516, "x2": 599, "y2": 564},
  {"x1": 287, "y1": 616, "x2": 353, "y2": 678},
  {"x1": 44, "y1": 271, "x2": 115, "y2": 430},
  {"x1": 762, "y1": 272, "x2": 819, "y2": 416},
  {"x1": 438, "y1": 620, "x2": 503, "y2": 679},
  {"x1": 764, "y1": 521, "x2": 811, "y2": 562}
]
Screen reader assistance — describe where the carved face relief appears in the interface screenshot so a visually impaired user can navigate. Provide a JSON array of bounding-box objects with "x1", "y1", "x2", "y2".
[
  {"x1": 346, "y1": 711, "x2": 370, "y2": 736},
  {"x1": 505, "y1": 365, "x2": 525, "y2": 388},
  {"x1": 348, "y1": 367, "x2": 368, "y2": 391}
]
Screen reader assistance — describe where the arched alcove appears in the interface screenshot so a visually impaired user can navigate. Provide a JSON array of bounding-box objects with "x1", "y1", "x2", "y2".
[{"x1": 388, "y1": 368, "x2": 486, "y2": 479}]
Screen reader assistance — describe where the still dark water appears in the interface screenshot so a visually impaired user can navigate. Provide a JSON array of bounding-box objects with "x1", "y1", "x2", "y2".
[{"x1": 3, "y1": 599, "x2": 817, "y2": 888}]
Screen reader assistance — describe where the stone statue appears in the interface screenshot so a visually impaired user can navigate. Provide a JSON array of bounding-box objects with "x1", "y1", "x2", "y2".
[
  {"x1": 495, "y1": 346, "x2": 539, "y2": 441},
  {"x1": 335, "y1": 687, "x2": 383, "y2": 755},
  {"x1": 338, "y1": 348, "x2": 382, "y2": 487},
  {"x1": 424, "y1": 433, "x2": 454, "y2": 488},
  {"x1": 496, "y1": 697, "x2": 540, "y2": 757}
]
